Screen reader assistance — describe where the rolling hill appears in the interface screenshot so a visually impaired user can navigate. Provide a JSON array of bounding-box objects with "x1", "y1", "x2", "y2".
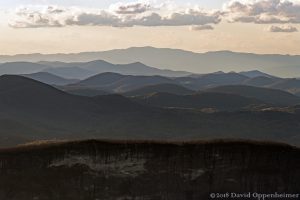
[
  {"x1": 43, "y1": 66, "x2": 95, "y2": 79},
  {"x1": 59, "y1": 87, "x2": 109, "y2": 97},
  {"x1": 18, "y1": 68, "x2": 300, "y2": 100},
  {"x1": 3, "y1": 60, "x2": 300, "y2": 96},
  {"x1": 22, "y1": 72, "x2": 79, "y2": 85},
  {"x1": 57, "y1": 71, "x2": 300, "y2": 99},
  {"x1": 41, "y1": 60, "x2": 191, "y2": 78},
  {"x1": 124, "y1": 83, "x2": 195, "y2": 96},
  {"x1": 0, "y1": 75, "x2": 149, "y2": 146},
  {"x1": 267, "y1": 79, "x2": 300, "y2": 93},
  {"x1": 76, "y1": 72, "x2": 176, "y2": 92},
  {"x1": 1, "y1": 75, "x2": 300, "y2": 147},
  {"x1": 0, "y1": 75, "x2": 147, "y2": 114},
  {"x1": 207, "y1": 85, "x2": 300, "y2": 106},
  {"x1": 242, "y1": 76, "x2": 279, "y2": 87},
  {"x1": 175, "y1": 72, "x2": 249, "y2": 90},
  {"x1": 175, "y1": 72, "x2": 300, "y2": 96},
  {"x1": 239, "y1": 70, "x2": 276, "y2": 78},
  {"x1": 0, "y1": 60, "x2": 191, "y2": 79},
  {"x1": 133, "y1": 92, "x2": 266, "y2": 111},
  {"x1": 79, "y1": 60, "x2": 191, "y2": 77}
]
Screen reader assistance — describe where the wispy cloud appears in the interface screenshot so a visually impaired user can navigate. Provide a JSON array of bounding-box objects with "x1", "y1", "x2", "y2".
[
  {"x1": 110, "y1": 2, "x2": 152, "y2": 15},
  {"x1": 189, "y1": 24, "x2": 214, "y2": 31},
  {"x1": 268, "y1": 25, "x2": 298, "y2": 32}
]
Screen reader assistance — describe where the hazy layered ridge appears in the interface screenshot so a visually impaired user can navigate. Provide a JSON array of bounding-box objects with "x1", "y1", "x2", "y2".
[
  {"x1": 0, "y1": 59, "x2": 191, "y2": 80},
  {"x1": 58, "y1": 71, "x2": 300, "y2": 98},
  {"x1": 2, "y1": 47, "x2": 300, "y2": 77},
  {"x1": 0, "y1": 140, "x2": 299, "y2": 200},
  {"x1": 2, "y1": 59, "x2": 300, "y2": 96},
  {"x1": 22, "y1": 72, "x2": 79, "y2": 85}
]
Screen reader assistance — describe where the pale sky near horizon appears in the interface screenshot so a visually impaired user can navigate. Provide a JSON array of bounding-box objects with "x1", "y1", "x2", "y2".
[
  {"x1": 0, "y1": 0, "x2": 227, "y2": 9},
  {"x1": 0, "y1": 0, "x2": 300, "y2": 55}
]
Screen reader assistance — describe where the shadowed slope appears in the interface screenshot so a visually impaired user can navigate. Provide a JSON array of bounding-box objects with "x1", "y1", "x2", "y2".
[
  {"x1": 243, "y1": 76, "x2": 278, "y2": 87},
  {"x1": 133, "y1": 92, "x2": 266, "y2": 111},
  {"x1": 1, "y1": 75, "x2": 300, "y2": 147},
  {"x1": 22, "y1": 72, "x2": 79, "y2": 85},
  {"x1": 207, "y1": 85, "x2": 300, "y2": 106},
  {"x1": 175, "y1": 72, "x2": 249, "y2": 90},
  {"x1": 124, "y1": 83, "x2": 195, "y2": 96}
]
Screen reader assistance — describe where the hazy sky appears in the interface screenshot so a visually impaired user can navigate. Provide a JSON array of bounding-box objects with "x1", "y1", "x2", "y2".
[
  {"x1": 0, "y1": 0, "x2": 300, "y2": 55},
  {"x1": 0, "y1": 0, "x2": 228, "y2": 9}
]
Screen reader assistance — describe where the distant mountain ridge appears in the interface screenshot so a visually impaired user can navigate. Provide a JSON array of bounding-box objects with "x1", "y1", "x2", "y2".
[
  {"x1": 0, "y1": 60, "x2": 191, "y2": 79},
  {"x1": 15, "y1": 68, "x2": 300, "y2": 98},
  {"x1": 239, "y1": 70, "x2": 277, "y2": 78},
  {"x1": 1, "y1": 47, "x2": 300, "y2": 77},
  {"x1": 0, "y1": 62, "x2": 49, "y2": 75}
]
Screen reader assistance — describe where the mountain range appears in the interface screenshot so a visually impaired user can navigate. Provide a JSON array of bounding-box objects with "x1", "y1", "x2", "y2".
[
  {"x1": 1, "y1": 59, "x2": 300, "y2": 96},
  {"x1": 2, "y1": 46, "x2": 300, "y2": 198},
  {"x1": 1, "y1": 49, "x2": 300, "y2": 147},
  {"x1": 1, "y1": 75, "x2": 300, "y2": 147},
  {"x1": 74, "y1": 72, "x2": 176, "y2": 93},
  {"x1": 1, "y1": 47, "x2": 300, "y2": 77},
  {"x1": 55, "y1": 71, "x2": 300, "y2": 97},
  {"x1": 0, "y1": 59, "x2": 191, "y2": 79}
]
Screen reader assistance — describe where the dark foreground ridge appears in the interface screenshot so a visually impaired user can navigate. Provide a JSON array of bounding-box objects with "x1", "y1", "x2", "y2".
[{"x1": 0, "y1": 139, "x2": 299, "y2": 200}]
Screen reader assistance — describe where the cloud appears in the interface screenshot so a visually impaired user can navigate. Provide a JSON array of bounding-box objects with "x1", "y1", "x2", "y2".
[
  {"x1": 225, "y1": 0, "x2": 300, "y2": 24},
  {"x1": 268, "y1": 25, "x2": 298, "y2": 32},
  {"x1": 190, "y1": 25, "x2": 214, "y2": 31},
  {"x1": 9, "y1": 6, "x2": 68, "y2": 28},
  {"x1": 9, "y1": 3, "x2": 222, "y2": 28},
  {"x1": 11, "y1": 0, "x2": 300, "y2": 31},
  {"x1": 111, "y1": 2, "x2": 151, "y2": 14}
]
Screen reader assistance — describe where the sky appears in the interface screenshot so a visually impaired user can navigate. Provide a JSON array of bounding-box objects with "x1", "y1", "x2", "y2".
[
  {"x1": 0, "y1": 0, "x2": 228, "y2": 9},
  {"x1": 0, "y1": 0, "x2": 300, "y2": 55}
]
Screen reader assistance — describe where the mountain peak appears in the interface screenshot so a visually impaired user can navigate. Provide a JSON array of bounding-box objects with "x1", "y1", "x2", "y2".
[
  {"x1": 86, "y1": 60, "x2": 113, "y2": 66},
  {"x1": 131, "y1": 61, "x2": 145, "y2": 65},
  {"x1": 0, "y1": 75, "x2": 69, "y2": 101},
  {"x1": 240, "y1": 70, "x2": 275, "y2": 78}
]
